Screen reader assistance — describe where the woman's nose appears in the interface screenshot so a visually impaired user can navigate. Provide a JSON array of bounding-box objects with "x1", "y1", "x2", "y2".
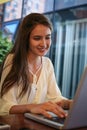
[{"x1": 40, "y1": 39, "x2": 46, "y2": 47}]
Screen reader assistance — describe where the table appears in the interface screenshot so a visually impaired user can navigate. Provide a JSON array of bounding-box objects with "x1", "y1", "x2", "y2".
[{"x1": 0, "y1": 114, "x2": 87, "y2": 130}]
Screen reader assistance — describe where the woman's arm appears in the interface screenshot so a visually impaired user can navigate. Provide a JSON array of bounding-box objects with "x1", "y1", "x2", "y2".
[{"x1": 9, "y1": 101, "x2": 68, "y2": 118}]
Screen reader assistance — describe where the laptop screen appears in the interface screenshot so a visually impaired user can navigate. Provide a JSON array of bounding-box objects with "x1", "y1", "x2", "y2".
[{"x1": 64, "y1": 67, "x2": 87, "y2": 129}]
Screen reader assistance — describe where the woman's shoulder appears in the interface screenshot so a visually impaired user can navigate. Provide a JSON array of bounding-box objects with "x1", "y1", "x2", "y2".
[
  {"x1": 42, "y1": 56, "x2": 52, "y2": 63},
  {"x1": 42, "y1": 56, "x2": 53, "y2": 68}
]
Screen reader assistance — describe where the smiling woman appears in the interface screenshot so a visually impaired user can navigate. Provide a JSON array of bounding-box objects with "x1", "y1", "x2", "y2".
[{"x1": 0, "y1": 13, "x2": 72, "y2": 118}]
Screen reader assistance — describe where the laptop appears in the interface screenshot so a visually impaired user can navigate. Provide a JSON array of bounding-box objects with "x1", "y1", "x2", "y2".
[
  {"x1": 24, "y1": 66, "x2": 87, "y2": 130},
  {"x1": 0, "y1": 123, "x2": 10, "y2": 130}
]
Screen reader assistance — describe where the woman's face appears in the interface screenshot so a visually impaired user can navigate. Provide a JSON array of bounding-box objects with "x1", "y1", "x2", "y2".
[{"x1": 29, "y1": 24, "x2": 52, "y2": 57}]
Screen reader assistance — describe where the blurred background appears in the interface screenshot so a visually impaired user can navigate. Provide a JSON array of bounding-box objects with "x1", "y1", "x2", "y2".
[{"x1": 0, "y1": 0, "x2": 87, "y2": 99}]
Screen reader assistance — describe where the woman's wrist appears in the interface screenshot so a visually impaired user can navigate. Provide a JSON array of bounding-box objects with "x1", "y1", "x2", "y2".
[
  {"x1": 9, "y1": 104, "x2": 37, "y2": 114},
  {"x1": 25, "y1": 104, "x2": 36, "y2": 113}
]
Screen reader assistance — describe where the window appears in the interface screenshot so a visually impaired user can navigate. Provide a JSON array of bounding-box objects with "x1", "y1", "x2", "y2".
[
  {"x1": 2, "y1": 20, "x2": 20, "y2": 42},
  {"x1": 22, "y1": 0, "x2": 54, "y2": 17},
  {"x1": 4, "y1": 0, "x2": 23, "y2": 22},
  {"x1": 55, "y1": 0, "x2": 87, "y2": 11},
  {"x1": 53, "y1": 6, "x2": 87, "y2": 98}
]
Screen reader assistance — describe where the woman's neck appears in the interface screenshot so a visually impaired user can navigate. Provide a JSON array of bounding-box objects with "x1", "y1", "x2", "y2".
[{"x1": 28, "y1": 55, "x2": 42, "y2": 74}]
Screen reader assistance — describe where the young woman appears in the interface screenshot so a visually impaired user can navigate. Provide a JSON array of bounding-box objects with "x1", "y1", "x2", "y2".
[{"x1": 0, "y1": 13, "x2": 72, "y2": 118}]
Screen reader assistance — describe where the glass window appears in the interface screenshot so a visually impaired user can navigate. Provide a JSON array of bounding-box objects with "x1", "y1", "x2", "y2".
[
  {"x1": 52, "y1": 6, "x2": 87, "y2": 98},
  {"x1": 2, "y1": 20, "x2": 20, "y2": 42},
  {"x1": 4, "y1": 0, "x2": 23, "y2": 22},
  {"x1": 22, "y1": 0, "x2": 54, "y2": 17},
  {"x1": 55, "y1": 0, "x2": 87, "y2": 11},
  {"x1": 44, "y1": 13, "x2": 54, "y2": 58}
]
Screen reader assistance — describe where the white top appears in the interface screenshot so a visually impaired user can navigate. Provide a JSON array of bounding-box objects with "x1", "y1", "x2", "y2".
[{"x1": 0, "y1": 54, "x2": 66, "y2": 115}]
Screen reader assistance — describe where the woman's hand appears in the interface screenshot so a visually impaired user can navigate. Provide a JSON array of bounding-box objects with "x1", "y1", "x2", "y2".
[
  {"x1": 28, "y1": 101, "x2": 68, "y2": 118},
  {"x1": 56, "y1": 99, "x2": 73, "y2": 110}
]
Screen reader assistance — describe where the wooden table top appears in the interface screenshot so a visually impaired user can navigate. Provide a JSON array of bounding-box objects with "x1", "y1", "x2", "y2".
[{"x1": 0, "y1": 114, "x2": 87, "y2": 130}]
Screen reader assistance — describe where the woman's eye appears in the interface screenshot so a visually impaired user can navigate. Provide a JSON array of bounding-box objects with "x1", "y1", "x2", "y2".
[
  {"x1": 46, "y1": 36, "x2": 51, "y2": 40},
  {"x1": 33, "y1": 37, "x2": 41, "y2": 40},
  {"x1": 33, "y1": 36, "x2": 51, "y2": 40}
]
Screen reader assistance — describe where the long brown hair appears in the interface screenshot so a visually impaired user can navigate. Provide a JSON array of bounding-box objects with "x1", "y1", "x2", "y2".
[{"x1": 0, "y1": 13, "x2": 53, "y2": 98}]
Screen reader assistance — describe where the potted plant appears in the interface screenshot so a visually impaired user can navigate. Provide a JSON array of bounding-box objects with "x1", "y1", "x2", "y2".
[{"x1": 0, "y1": 31, "x2": 13, "y2": 65}]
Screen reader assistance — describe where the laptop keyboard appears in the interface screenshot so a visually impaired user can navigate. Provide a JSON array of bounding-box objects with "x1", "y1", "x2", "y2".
[
  {"x1": 50, "y1": 117, "x2": 65, "y2": 124},
  {"x1": 44, "y1": 111, "x2": 66, "y2": 124}
]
